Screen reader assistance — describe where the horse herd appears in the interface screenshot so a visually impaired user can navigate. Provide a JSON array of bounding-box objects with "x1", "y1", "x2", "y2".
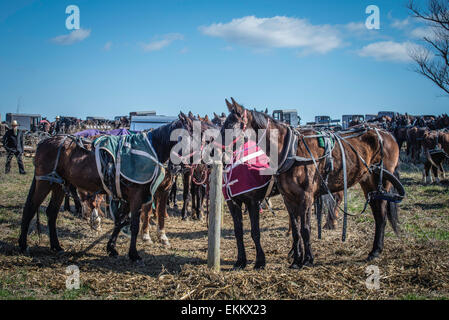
[{"x1": 17, "y1": 99, "x2": 448, "y2": 270}]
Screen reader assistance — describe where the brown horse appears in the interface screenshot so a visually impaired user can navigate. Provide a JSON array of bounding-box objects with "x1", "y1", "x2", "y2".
[
  {"x1": 19, "y1": 114, "x2": 196, "y2": 261},
  {"x1": 422, "y1": 130, "x2": 449, "y2": 183},
  {"x1": 222, "y1": 98, "x2": 403, "y2": 269}
]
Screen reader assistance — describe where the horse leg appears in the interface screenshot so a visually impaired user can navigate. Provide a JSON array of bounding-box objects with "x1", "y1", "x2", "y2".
[
  {"x1": 181, "y1": 173, "x2": 191, "y2": 220},
  {"x1": 191, "y1": 184, "x2": 197, "y2": 219},
  {"x1": 227, "y1": 200, "x2": 246, "y2": 269},
  {"x1": 433, "y1": 162, "x2": 440, "y2": 184},
  {"x1": 360, "y1": 178, "x2": 388, "y2": 260},
  {"x1": 89, "y1": 196, "x2": 102, "y2": 231},
  {"x1": 284, "y1": 198, "x2": 304, "y2": 269},
  {"x1": 140, "y1": 203, "x2": 153, "y2": 244},
  {"x1": 106, "y1": 201, "x2": 130, "y2": 257},
  {"x1": 63, "y1": 193, "x2": 71, "y2": 212},
  {"x1": 247, "y1": 200, "x2": 265, "y2": 269},
  {"x1": 19, "y1": 178, "x2": 52, "y2": 252},
  {"x1": 46, "y1": 186, "x2": 65, "y2": 253},
  {"x1": 423, "y1": 161, "x2": 431, "y2": 184},
  {"x1": 197, "y1": 186, "x2": 205, "y2": 221},
  {"x1": 157, "y1": 190, "x2": 170, "y2": 246},
  {"x1": 71, "y1": 185, "x2": 82, "y2": 215},
  {"x1": 128, "y1": 194, "x2": 144, "y2": 262},
  {"x1": 300, "y1": 192, "x2": 314, "y2": 267}
]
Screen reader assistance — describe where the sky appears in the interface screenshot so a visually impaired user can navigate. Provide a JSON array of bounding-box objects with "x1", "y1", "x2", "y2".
[{"x1": 0, "y1": 0, "x2": 447, "y2": 123}]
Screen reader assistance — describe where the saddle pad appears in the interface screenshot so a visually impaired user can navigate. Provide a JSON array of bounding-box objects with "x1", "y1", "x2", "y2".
[
  {"x1": 94, "y1": 132, "x2": 160, "y2": 185},
  {"x1": 222, "y1": 140, "x2": 271, "y2": 201}
]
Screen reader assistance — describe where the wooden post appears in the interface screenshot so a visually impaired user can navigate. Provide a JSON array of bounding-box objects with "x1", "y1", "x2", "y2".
[{"x1": 208, "y1": 161, "x2": 223, "y2": 272}]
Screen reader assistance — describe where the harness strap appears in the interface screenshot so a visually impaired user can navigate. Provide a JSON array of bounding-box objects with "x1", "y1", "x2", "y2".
[
  {"x1": 35, "y1": 136, "x2": 68, "y2": 185},
  {"x1": 335, "y1": 136, "x2": 348, "y2": 242}
]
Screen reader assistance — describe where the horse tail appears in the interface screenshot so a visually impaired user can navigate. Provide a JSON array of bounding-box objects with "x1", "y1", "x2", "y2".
[
  {"x1": 386, "y1": 168, "x2": 400, "y2": 235},
  {"x1": 322, "y1": 194, "x2": 337, "y2": 223},
  {"x1": 24, "y1": 176, "x2": 41, "y2": 238}
]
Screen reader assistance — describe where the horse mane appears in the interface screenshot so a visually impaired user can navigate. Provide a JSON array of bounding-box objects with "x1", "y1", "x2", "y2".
[{"x1": 247, "y1": 108, "x2": 278, "y2": 130}]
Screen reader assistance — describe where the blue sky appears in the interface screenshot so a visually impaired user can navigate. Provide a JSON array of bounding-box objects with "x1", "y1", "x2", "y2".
[{"x1": 0, "y1": 0, "x2": 447, "y2": 123}]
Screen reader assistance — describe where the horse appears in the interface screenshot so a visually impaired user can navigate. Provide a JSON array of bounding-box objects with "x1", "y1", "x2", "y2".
[
  {"x1": 18, "y1": 113, "x2": 198, "y2": 261},
  {"x1": 221, "y1": 98, "x2": 404, "y2": 269},
  {"x1": 422, "y1": 130, "x2": 449, "y2": 183}
]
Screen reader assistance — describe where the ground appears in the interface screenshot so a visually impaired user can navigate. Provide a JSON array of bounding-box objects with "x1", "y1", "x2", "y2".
[{"x1": 0, "y1": 156, "x2": 448, "y2": 300}]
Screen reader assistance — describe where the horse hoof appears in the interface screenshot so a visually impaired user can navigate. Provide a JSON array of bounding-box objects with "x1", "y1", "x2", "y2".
[
  {"x1": 19, "y1": 246, "x2": 29, "y2": 255},
  {"x1": 289, "y1": 262, "x2": 303, "y2": 270},
  {"x1": 129, "y1": 253, "x2": 142, "y2": 262},
  {"x1": 232, "y1": 260, "x2": 247, "y2": 270},
  {"x1": 161, "y1": 239, "x2": 171, "y2": 247},
  {"x1": 142, "y1": 234, "x2": 153, "y2": 244},
  {"x1": 107, "y1": 248, "x2": 118, "y2": 257},
  {"x1": 303, "y1": 260, "x2": 314, "y2": 268},
  {"x1": 254, "y1": 262, "x2": 266, "y2": 270},
  {"x1": 367, "y1": 252, "x2": 380, "y2": 262},
  {"x1": 51, "y1": 247, "x2": 64, "y2": 255}
]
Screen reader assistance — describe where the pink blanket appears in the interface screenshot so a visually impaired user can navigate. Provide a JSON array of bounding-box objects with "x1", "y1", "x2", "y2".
[{"x1": 222, "y1": 140, "x2": 271, "y2": 201}]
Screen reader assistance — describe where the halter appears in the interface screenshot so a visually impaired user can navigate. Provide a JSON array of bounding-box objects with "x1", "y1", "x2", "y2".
[
  {"x1": 217, "y1": 110, "x2": 270, "y2": 156},
  {"x1": 190, "y1": 164, "x2": 209, "y2": 186}
]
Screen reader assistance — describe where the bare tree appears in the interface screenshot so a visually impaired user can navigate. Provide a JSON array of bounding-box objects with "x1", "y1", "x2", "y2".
[{"x1": 408, "y1": 0, "x2": 449, "y2": 95}]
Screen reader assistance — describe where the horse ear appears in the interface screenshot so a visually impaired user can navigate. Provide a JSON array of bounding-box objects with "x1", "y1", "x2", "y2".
[
  {"x1": 221, "y1": 112, "x2": 226, "y2": 117},
  {"x1": 179, "y1": 112, "x2": 186, "y2": 121},
  {"x1": 231, "y1": 97, "x2": 244, "y2": 116},
  {"x1": 213, "y1": 112, "x2": 219, "y2": 119},
  {"x1": 225, "y1": 99, "x2": 233, "y2": 112},
  {"x1": 204, "y1": 114, "x2": 209, "y2": 122},
  {"x1": 188, "y1": 111, "x2": 194, "y2": 119}
]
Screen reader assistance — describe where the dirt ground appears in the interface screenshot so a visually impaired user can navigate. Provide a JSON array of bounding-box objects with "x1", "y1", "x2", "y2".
[{"x1": 0, "y1": 156, "x2": 448, "y2": 300}]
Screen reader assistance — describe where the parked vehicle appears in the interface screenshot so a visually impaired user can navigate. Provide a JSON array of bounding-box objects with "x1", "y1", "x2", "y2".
[
  {"x1": 342, "y1": 114, "x2": 364, "y2": 129},
  {"x1": 272, "y1": 109, "x2": 301, "y2": 126},
  {"x1": 130, "y1": 115, "x2": 178, "y2": 131},
  {"x1": 306, "y1": 115, "x2": 342, "y2": 131},
  {"x1": 6, "y1": 113, "x2": 41, "y2": 132}
]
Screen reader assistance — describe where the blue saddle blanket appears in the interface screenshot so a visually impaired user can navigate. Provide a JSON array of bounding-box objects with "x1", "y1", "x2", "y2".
[{"x1": 94, "y1": 132, "x2": 165, "y2": 200}]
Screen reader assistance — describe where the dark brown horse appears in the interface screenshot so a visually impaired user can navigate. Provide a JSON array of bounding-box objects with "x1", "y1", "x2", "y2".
[
  {"x1": 422, "y1": 130, "x2": 449, "y2": 183},
  {"x1": 222, "y1": 98, "x2": 403, "y2": 269},
  {"x1": 19, "y1": 114, "x2": 196, "y2": 261}
]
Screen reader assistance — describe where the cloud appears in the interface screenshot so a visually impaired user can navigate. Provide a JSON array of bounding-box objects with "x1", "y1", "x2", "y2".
[
  {"x1": 51, "y1": 28, "x2": 91, "y2": 45},
  {"x1": 104, "y1": 41, "x2": 112, "y2": 51},
  {"x1": 358, "y1": 41, "x2": 422, "y2": 62},
  {"x1": 199, "y1": 16, "x2": 343, "y2": 54},
  {"x1": 390, "y1": 17, "x2": 410, "y2": 30},
  {"x1": 141, "y1": 33, "x2": 184, "y2": 52}
]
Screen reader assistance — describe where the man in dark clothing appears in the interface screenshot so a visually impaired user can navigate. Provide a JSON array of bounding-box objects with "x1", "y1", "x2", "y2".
[{"x1": 2, "y1": 120, "x2": 26, "y2": 174}]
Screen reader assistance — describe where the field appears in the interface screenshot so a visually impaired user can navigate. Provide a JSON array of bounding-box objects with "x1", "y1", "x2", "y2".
[{"x1": 0, "y1": 156, "x2": 448, "y2": 300}]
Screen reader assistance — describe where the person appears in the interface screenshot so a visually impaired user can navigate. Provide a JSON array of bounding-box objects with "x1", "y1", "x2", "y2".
[{"x1": 2, "y1": 120, "x2": 26, "y2": 174}]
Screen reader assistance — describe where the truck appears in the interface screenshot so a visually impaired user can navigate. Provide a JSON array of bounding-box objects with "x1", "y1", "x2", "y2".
[{"x1": 272, "y1": 109, "x2": 301, "y2": 126}]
